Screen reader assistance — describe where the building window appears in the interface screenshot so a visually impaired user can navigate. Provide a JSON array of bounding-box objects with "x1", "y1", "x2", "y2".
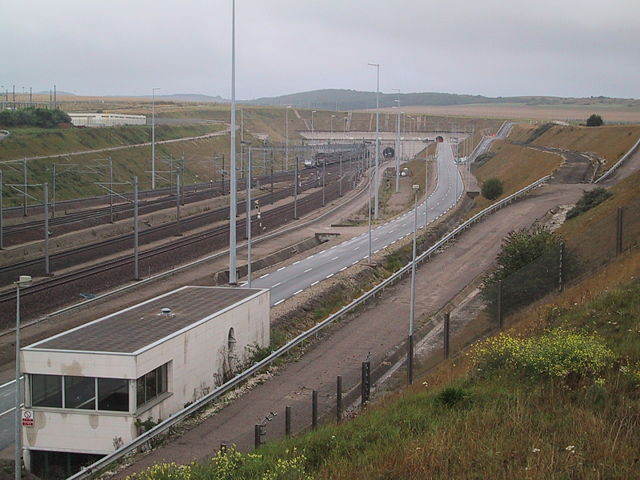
[
  {"x1": 136, "y1": 363, "x2": 168, "y2": 408},
  {"x1": 97, "y1": 378, "x2": 129, "y2": 412},
  {"x1": 30, "y1": 375, "x2": 130, "y2": 412},
  {"x1": 31, "y1": 374, "x2": 62, "y2": 408},
  {"x1": 65, "y1": 376, "x2": 96, "y2": 410}
]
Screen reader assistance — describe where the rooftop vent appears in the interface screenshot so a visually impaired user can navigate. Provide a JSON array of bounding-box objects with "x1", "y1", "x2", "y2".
[{"x1": 160, "y1": 307, "x2": 172, "y2": 316}]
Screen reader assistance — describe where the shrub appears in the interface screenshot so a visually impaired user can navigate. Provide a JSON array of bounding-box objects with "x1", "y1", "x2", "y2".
[
  {"x1": 0, "y1": 107, "x2": 71, "y2": 128},
  {"x1": 566, "y1": 187, "x2": 612, "y2": 219},
  {"x1": 481, "y1": 226, "x2": 580, "y2": 317},
  {"x1": 436, "y1": 387, "x2": 470, "y2": 408},
  {"x1": 481, "y1": 177, "x2": 503, "y2": 200},
  {"x1": 526, "y1": 122, "x2": 554, "y2": 143},
  {"x1": 472, "y1": 329, "x2": 615, "y2": 380},
  {"x1": 586, "y1": 114, "x2": 604, "y2": 127}
]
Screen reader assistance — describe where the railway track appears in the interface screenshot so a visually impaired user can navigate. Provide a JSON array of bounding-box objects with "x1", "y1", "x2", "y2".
[
  {"x1": 0, "y1": 170, "x2": 359, "y2": 328},
  {"x1": 1, "y1": 169, "x2": 305, "y2": 247}
]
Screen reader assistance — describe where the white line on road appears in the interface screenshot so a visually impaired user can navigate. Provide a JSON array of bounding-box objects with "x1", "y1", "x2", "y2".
[
  {"x1": 259, "y1": 273, "x2": 269, "y2": 279},
  {"x1": 277, "y1": 267, "x2": 285, "y2": 272},
  {"x1": 331, "y1": 256, "x2": 339, "y2": 260},
  {"x1": 274, "y1": 299, "x2": 285, "y2": 306},
  {"x1": 351, "y1": 260, "x2": 358, "y2": 265},
  {"x1": 304, "y1": 268, "x2": 312, "y2": 273},
  {"x1": 293, "y1": 260, "x2": 300, "y2": 265},
  {"x1": 272, "y1": 282, "x2": 281, "y2": 287},
  {"x1": 311, "y1": 280, "x2": 319, "y2": 286},
  {"x1": 354, "y1": 246, "x2": 360, "y2": 250},
  {"x1": 326, "y1": 273, "x2": 334, "y2": 279},
  {"x1": 339, "y1": 266, "x2": 347, "y2": 272},
  {"x1": 293, "y1": 289, "x2": 303, "y2": 295}
]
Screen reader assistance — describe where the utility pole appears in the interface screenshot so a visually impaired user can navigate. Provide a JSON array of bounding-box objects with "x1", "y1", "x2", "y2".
[
  {"x1": 133, "y1": 176, "x2": 140, "y2": 281},
  {"x1": 293, "y1": 156, "x2": 299, "y2": 219},
  {"x1": 393, "y1": 89, "x2": 401, "y2": 193},
  {"x1": 151, "y1": 87, "x2": 160, "y2": 190},
  {"x1": 247, "y1": 148, "x2": 252, "y2": 287},
  {"x1": 44, "y1": 183, "x2": 50, "y2": 276}
]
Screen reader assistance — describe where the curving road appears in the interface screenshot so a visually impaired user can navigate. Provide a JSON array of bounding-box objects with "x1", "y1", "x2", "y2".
[{"x1": 251, "y1": 142, "x2": 463, "y2": 303}]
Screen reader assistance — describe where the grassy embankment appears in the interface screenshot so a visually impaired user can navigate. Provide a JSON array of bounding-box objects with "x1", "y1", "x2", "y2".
[
  {"x1": 510, "y1": 123, "x2": 640, "y2": 173},
  {"x1": 470, "y1": 140, "x2": 562, "y2": 213},
  {"x1": 128, "y1": 169, "x2": 640, "y2": 480}
]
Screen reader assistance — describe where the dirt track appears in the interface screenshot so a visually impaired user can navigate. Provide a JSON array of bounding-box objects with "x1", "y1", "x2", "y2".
[{"x1": 112, "y1": 183, "x2": 588, "y2": 478}]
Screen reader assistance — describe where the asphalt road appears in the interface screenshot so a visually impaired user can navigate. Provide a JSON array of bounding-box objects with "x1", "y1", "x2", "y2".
[{"x1": 252, "y1": 142, "x2": 463, "y2": 303}]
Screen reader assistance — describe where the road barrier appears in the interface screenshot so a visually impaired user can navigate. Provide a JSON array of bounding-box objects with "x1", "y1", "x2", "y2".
[
  {"x1": 67, "y1": 173, "x2": 550, "y2": 480},
  {"x1": 594, "y1": 135, "x2": 640, "y2": 184}
]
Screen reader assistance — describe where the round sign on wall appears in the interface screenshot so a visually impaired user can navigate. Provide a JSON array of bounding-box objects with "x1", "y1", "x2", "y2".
[{"x1": 383, "y1": 147, "x2": 395, "y2": 158}]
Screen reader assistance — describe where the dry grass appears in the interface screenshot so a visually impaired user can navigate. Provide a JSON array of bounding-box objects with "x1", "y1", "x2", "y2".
[
  {"x1": 470, "y1": 140, "x2": 562, "y2": 212},
  {"x1": 531, "y1": 124, "x2": 640, "y2": 168}
]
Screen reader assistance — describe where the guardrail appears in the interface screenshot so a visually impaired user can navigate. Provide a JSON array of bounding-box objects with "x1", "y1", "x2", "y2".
[
  {"x1": 594, "y1": 136, "x2": 640, "y2": 184},
  {"x1": 67, "y1": 173, "x2": 550, "y2": 480}
]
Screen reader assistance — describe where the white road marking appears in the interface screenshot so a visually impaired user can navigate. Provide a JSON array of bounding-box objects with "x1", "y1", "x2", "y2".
[
  {"x1": 293, "y1": 260, "x2": 300, "y2": 265},
  {"x1": 277, "y1": 267, "x2": 285, "y2": 272},
  {"x1": 272, "y1": 282, "x2": 281, "y2": 287},
  {"x1": 293, "y1": 289, "x2": 303, "y2": 295},
  {"x1": 326, "y1": 273, "x2": 334, "y2": 279},
  {"x1": 351, "y1": 260, "x2": 358, "y2": 265},
  {"x1": 259, "y1": 273, "x2": 269, "y2": 279},
  {"x1": 274, "y1": 299, "x2": 285, "y2": 306},
  {"x1": 304, "y1": 268, "x2": 312, "y2": 273},
  {"x1": 311, "y1": 280, "x2": 319, "y2": 286},
  {"x1": 339, "y1": 266, "x2": 347, "y2": 272},
  {"x1": 354, "y1": 246, "x2": 360, "y2": 250},
  {"x1": 331, "y1": 256, "x2": 339, "y2": 260}
]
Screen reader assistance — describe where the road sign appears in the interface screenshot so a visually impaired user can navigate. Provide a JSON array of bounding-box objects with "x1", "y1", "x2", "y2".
[{"x1": 22, "y1": 409, "x2": 34, "y2": 427}]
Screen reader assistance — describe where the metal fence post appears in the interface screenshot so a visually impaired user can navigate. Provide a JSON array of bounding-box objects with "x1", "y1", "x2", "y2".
[
  {"x1": 336, "y1": 376, "x2": 343, "y2": 423},
  {"x1": 444, "y1": 312, "x2": 450, "y2": 359},
  {"x1": 254, "y1": 424, "x2": 261, "y2": 449},
  {"x1": 361, "y1": 362, "x2": 370, "y2": 406},
  {"x1": 616, "y1": 207, "x2": 624, "y2": 256},
  {"x1": 285, "y1": 406, "x2": 291, "y2": 436},
  {"x1": 497, "y1": 280, "x2": 503, "y2": 329},
  {"x1": 558, "y1": 241, "x2": 565, "y2": 292},
  {"x1": 312, "y1": 390, "x2": 318, "y2": 430}
]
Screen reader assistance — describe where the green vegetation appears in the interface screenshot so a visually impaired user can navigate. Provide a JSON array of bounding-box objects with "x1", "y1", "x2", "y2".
[
  {"x1": 566, "y1": 187, "x2": 613, "y2": 219},
  {"x1": 481, "y1": 226, "x2": 579, "y2": 318},
  {"x1": 0, "y1": 108, "x2": 71, "y2": 128},
  {"x1": 586, "y1": 113, "x2": 604, "y2": 127},
  {"x1": 525, "y1": 122, "x2": 554, "y2": 143},
  {"x1": 480, "y1": 177, "x2": 503, "y2": 200},
  {"x1": 472, "y1": 328, "x2": 614, "y2": 379},
  {"x1": 131, "y1": 276, "x2": 640, "y2": 479}
]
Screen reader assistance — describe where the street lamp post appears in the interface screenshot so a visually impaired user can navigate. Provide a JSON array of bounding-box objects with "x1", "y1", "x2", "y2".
[
  {"x1": 368, "y1": 62, "x2": 380, "y2": 219},
  {"x1": 14, "y1": 274, "x2": 32, "y2": 480},
  {"x1": 408, "y1": 184, "x2": 419, "y2": 385},
  {"x1": 229, "y1": 0, "x2": 238, "y2": 285},
  {"x1": 311, "y1": 110, "x2": 316, "y2": 135},
  {"x1": 393, "y1": 89, "x2": 401, "y2": 193},
  {"x1": 151, "y1": 87, "x2": 160, "y2": 190},
  {"x1": 368, "y1": 168, "x2": 373, "y2": 263}
]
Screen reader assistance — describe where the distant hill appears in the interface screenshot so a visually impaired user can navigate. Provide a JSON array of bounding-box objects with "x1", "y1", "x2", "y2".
[
  {"x1": 245, "y1": 89, "x2": 639, "y2": 111},
  {"x1": 140, "y1": 93, "x2": 230, "y2": 103}
]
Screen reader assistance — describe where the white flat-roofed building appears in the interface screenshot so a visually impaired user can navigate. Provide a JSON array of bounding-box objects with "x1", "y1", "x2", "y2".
[
  {"x1": 68, "y1": 113, "x2": 146, "y2": 127},
  {"x1": 20, "y1": 286, "x2": 270, "y2": 478}
]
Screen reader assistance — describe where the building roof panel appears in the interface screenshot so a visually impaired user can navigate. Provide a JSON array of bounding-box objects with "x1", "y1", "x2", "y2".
[{"x1": 26, "y1": 287, "x2": 264, "y2": 354}]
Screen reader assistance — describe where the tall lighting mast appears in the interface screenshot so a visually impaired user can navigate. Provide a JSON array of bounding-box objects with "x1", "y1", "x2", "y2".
[{"x1": 229, "y1": 0, "x2": 238, "y2": 284}]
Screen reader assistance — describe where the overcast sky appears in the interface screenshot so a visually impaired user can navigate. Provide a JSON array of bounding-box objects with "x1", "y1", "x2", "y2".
[{"x1": 3, "y1": 0, "x2": 638, "y2": 99}]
